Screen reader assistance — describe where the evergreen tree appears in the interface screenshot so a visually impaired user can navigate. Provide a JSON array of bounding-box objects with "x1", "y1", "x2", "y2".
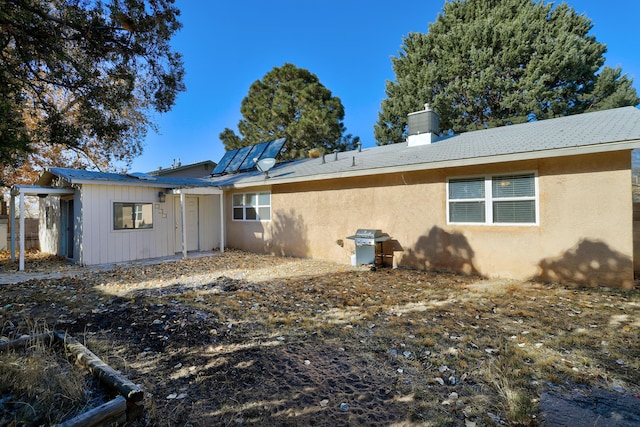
[
  {"x1": 220, "y1": 63, "x2": 359, "y2": 160},
  {"x1": 0, "y1": 0, "x2": 185, "y2": 185},
  {"x1": 375, "y1": 0, "x2": 639, "y2": 145}
]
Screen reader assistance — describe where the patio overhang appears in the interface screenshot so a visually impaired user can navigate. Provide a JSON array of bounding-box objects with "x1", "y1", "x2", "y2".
[
  {"x1": 9, "y1": 185, "x2": 75, "y2": 271},
  {"x1": 166, "y1": 187, "x2": 225, "y2": 259}
]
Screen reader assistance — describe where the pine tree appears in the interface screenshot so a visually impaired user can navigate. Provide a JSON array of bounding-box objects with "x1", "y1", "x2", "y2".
[
  {"x1": 375, "y1": 0, "x2": 639, "y2": 145},
  {"x1": 220, "y1": 63, "x2": 359, "y2": 160}
]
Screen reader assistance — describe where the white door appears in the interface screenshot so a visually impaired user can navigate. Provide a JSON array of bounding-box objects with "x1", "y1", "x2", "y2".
[{"x1": 174, "y1": 196, "x2": 199, "y2": 252}]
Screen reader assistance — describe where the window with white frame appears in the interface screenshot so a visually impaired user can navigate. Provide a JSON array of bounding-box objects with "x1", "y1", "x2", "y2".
[
  {"x1": 447, "y1": 173, "x2": 537, "y2": 225},
  {"x1": 232, "y1": 192, "x2": 271, "y2": 221},
  {"x1": 113, "y1": 202, "x2": 153, "y2": 230}
]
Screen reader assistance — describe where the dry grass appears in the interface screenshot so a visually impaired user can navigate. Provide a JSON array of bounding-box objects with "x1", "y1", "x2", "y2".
[
  {"x1": 0, "y1": 250, "x2": 639, "y2": 426},
  {"x1": 0, "y1": 323, "x2": 94, "y2": 425}
]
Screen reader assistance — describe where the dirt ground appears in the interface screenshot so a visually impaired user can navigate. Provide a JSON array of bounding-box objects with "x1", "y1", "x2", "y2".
[{"x1": 1, "y1": 250, "x2": 639, "y2": 426}]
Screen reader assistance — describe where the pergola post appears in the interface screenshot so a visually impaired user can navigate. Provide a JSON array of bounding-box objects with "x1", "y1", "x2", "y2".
[
  {"x1": 9, "y1": 194, "x2": 15, "y2": 262},
  {"x1": 181, "y1": 192, "x2": 187, "y2": 259},
  {"x1": 19, "y1": 192, "x2": 25, "y2": 271},
  {"x1": 219, "y1": 193, "x2": 224, "y2": 253},
  {"x1": 9, "y1": 185, "x2": 75, "y2": 271},
  {"x1": 166, "y1": 187, "x2": 223, "y2": 258}
]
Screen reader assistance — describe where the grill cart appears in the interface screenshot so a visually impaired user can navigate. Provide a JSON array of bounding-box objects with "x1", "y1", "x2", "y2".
[{"x1": 346, "y1": 229, "x2": 391, "y2": 266}]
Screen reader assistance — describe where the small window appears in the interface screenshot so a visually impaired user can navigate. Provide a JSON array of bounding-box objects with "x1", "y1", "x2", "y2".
[
  {"x1": 448, "y1": 173, "x2": 537, "y2": 225},
  {"x1": 45, "y1": 206, "x2": 53, "y2": 229},
  {"x1": 232, "y1": 192, "x2": 271, "y2": 221},
  {"x1": 113, "y1": 202, "x2": 153, "y2": 230}
]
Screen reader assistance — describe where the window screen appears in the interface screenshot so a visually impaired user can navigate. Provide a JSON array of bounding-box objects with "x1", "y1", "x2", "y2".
[
  {"x1": 232, "y1": 192, "x2": 271, "y2": 221},
  {"x1": 448, "y1": 173, "x2": 537, "y2": 225},
  {"x1": 492, "y1": 174, "x2": 536, "y2": 223},
  {"x1": 449, "y1": 177, "x2": 485, "y2": 223}
]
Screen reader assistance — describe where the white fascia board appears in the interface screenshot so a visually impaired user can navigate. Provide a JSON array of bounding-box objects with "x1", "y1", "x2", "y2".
[
  {"x1": 65, "y1": 178, "x2": 166, "y2": 187},
  {"x1": 221, "y1": 139, "x2": 640, "y2": 190},
  {"x1": 167, "y1": 187, "x2": 223, "y2": 195},
  {"x1": 64, "y1": 179, "x2": 222, "y2": 194},
  {"x1": 10, "y1": 185, "x2": 75, "y2": 196}
]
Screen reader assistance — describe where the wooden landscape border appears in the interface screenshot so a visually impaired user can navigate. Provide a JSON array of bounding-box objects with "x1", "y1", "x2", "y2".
[{"x1": 0, "y1": 330, "x2": 143, "y2": 426}]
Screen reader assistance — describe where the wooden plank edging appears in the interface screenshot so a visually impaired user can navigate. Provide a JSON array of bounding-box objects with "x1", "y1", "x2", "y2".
[
  {"x1": 57, "y1": 395, "x2": 127, "y2": 427},
  {"x1": 53, "y1": 331, "x2": 144, "y2": 402},
  {"x1": 1, "y1": 331, "x2": 144, "y2": 425},
  {"x1": 0, "y1": 332, "x2": 55, "y2": 352}
]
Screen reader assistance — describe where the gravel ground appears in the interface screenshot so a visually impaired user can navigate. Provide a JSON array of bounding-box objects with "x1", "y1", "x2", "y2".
[{"x1": 1, "y1": 250, "x2": 639, "y2": 426}]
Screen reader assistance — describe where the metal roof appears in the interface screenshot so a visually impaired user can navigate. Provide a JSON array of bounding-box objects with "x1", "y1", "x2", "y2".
[
  {"x1": 32, "y1": 107, "x2": 640, "y2": 191},
  {"x1": 210, "y1": 107, "x2": 640, "y2": 189},
  {"x1": 37, "y1": 167, "x2": 220, "y2": 188}
]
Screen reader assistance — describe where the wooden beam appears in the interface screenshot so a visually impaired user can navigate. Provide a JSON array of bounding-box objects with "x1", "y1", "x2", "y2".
[
  {"x1": 54, "y1": 331, "x2": 143, "y2": 402},
  {"x1": 0, "y1": 332, "x2": 55, "y2": 352},
  {"x1": 58, "y1": 395, "x2": 127, "y2": 427}
]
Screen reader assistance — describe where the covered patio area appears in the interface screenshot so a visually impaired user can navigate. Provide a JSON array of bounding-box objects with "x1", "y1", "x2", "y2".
[{"x1": 9, "y1": 185, "x2": 75, "y2": 271}]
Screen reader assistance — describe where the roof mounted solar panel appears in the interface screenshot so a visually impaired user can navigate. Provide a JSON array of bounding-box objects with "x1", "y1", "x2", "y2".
[
  {"x1": 224, "y1": 145, "x2": 253, "y2": 173},
  {"x1": 211, "y1": 149, "x2": 239, "y2": 175},
  {"x1": 238, "y1": 141, "x2": 270, "y2": 171},
  {"x1": 259, "y1": 138, "x2": 286, "y2": 161}
]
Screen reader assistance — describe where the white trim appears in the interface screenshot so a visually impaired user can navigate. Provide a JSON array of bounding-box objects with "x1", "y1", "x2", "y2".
[
  {"x1": 19, "y1": 192, "x2": 24, "y2": 271},
  {"x1": 219, "y1": 194, "x2": 225, "y2": 253},
  {"x1": 10, "y1": 195, "x2": 15, "y2": 263},
  {"x1": 168, "y1": 187, "x2": 222, "y2": 195},
  {"x1": 232, "y1": 191, "x2": 272, "y2": 222},
  {"x1": 10, "y1": 185, "x2": 75, "y2": 196},
  {"x1": 181, "y1": 193, "x2": 187, "y2": 259}
]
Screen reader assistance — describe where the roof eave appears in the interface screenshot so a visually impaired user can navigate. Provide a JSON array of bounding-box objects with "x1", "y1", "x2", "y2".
[
  {"x1": 167, "y1": 187, "x2": 223, "y2": 195},
  {"x1": 63, "y1": 178, "x2": 169, "y2": 187},
  {"x1": 220, "y1": 139, "x2": 640, "y2": 190},
  {"x1": 10, "y1": 185, "x2": 75, "y2": 197}
]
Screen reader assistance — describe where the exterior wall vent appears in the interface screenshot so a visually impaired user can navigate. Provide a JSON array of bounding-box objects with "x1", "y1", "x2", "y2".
[{"x1": 407, "y1": 103, "x2": 440, "y2": 147}]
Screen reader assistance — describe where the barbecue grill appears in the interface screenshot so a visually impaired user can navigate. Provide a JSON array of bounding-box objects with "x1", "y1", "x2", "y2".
[{"x1": 346, "y1": 229, "x2": 390, "y2": 266}]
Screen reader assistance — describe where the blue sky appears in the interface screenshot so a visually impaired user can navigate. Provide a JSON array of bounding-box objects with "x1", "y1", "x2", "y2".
[{"x1": 128, "y1": 0, "x2": 640, "y2": 173}]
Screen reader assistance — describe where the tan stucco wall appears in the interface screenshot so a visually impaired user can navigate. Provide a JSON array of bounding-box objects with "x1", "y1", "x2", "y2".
[{"x1": 225, "y1": 151, "x2": 634, "y2": 289}]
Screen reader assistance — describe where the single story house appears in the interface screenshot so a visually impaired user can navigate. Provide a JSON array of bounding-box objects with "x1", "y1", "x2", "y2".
[
  {"x1": 10, "y1": 106, "x2": 640, "y2": 289},
  {"x1": 10, "y1": 171, "x2": 223, "y2": 270}
]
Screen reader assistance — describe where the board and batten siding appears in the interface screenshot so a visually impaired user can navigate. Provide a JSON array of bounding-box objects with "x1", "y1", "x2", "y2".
[
  {"x1": 79, "y1": 184, "x2": 173, "y2": 265},
  {"x1": 77, "y1": 184, "x2": 221, "y2": 265},
  {"x1": 39, "y1": 196, "x2": 62, "y2": 255},
  {"x1": 197, "y1": 194, "x2": 221, "y2": 252}
]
